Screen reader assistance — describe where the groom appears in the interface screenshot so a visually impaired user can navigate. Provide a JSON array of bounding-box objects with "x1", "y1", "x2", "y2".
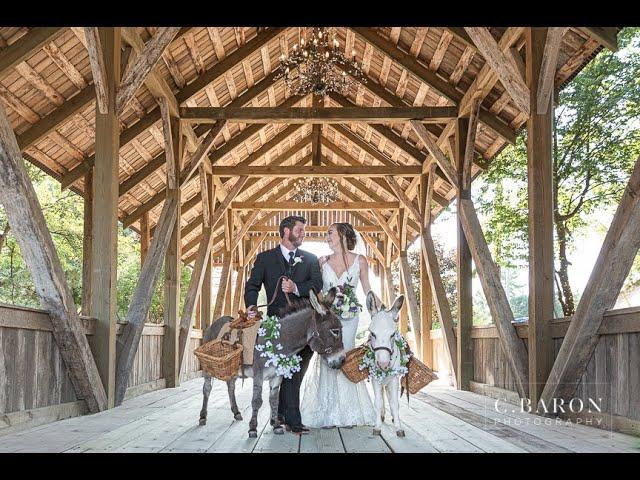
[{"x1": 244, "y1": 215, "x2": 323, "y2": 434}]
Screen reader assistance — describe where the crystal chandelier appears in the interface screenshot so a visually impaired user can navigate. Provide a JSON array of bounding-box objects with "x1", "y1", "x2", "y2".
[
  {"x1": 275, "y1": 27, "x2": 367, "y2": 97},
  {"x1": 292, "y1": 177, "x2": 339, "y2": 204}
]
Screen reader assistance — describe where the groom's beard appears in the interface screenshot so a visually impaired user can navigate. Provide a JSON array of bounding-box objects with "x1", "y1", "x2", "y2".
[{"x1": 288, "y1": 232, "x2": 303, "y2": 248}]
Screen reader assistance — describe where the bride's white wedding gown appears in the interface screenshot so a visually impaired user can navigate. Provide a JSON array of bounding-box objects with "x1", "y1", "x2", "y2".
[{"x1": 300, "y1": 254, "x2": 376, "y2": 428}]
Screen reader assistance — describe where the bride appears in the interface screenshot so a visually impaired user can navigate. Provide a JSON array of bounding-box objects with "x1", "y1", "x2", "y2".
[{"x1": 300, "y1": 222, "x2": 377, "y2": 428}]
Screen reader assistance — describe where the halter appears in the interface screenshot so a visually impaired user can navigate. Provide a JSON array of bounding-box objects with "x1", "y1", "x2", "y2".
[
  {"x1": 367, "y1": 332, "x2": 397, "y2": 362},
  {"x1": 307, "y1": 309, "x2": 334, "y2": 355}
]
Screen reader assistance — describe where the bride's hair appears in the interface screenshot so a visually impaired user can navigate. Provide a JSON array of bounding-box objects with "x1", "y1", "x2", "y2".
[{"x1": 331, "y1": 222, "x2": 357, "y2": 252}]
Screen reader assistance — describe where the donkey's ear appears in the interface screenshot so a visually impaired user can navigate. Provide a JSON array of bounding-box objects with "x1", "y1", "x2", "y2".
[
  {"x1": 388, "y1": 295, "x2": 405, "y2": 321},
  {"x1": 366, "y1": 290, "x2": 379, "y2": 315},
  {"x1": 309, "y1": 289, "x2": 327, "y2": 315},
  {"x1": 323, "y1": 287, "x2": 337, "y2": 307}
]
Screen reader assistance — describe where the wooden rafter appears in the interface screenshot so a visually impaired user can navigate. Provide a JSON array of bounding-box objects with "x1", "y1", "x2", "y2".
[
  {"x1": 464, "y1": 27, "x2": 530, "y2": 116},
  {"x1": 0, "y1": 27, "x2": 64, "y2": 78},
  {"x1": 210, "y1": 165, "x2": 422, "y2": 177},
  {"x1": 180, "y1": 106, "x2": 459, "y2": 124},
  {"x1": 116, "y1": 27, "x2": 181, "y2": 116},
  {"x1": 232, "y1": 201, "x2": 399, "y2": 211},
  {"x1": 84, "y1": 27, "x2": 110, "y2": 114},
  {"x1": 536, "y1": 27, "x2": 567, "y2": 115}
]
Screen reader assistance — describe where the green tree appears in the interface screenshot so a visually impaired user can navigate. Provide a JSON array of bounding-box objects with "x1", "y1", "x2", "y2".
[{"x1": 477, "y1": 27, "x2": 640, "y2": 316}]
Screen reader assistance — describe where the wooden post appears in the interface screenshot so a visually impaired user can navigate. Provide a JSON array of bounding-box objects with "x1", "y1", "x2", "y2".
[
  {"x1": 89, "y1": 27, "x2": 121, "y2": 408},
  {"x1": 200, "y1": 254, "x2": 213, "y2": 328},
  {"x1": 455, "y1": 117, "x2": 473, "y2": 391},
  {"x1": 398, "y1": 273, "x2": 409, "y2": 336},
  {"x1": 163, "y1": 116, "x2": 182, "y2": 388},
  {"x1": 420, "y1": 250, "x2": 433, "y2": 367},
  {"x1": 0, "y1": 83, "x2": 107, "y2": 414},
  {"x1": 526, "y1": 27, "x2": 555, "y2": 405},
  {"x1": 140, "y1": 212, "x2": 150, "y2": 266},
  {"x1": 81, "y1": 171, "x2": 93, "y2": 316}
]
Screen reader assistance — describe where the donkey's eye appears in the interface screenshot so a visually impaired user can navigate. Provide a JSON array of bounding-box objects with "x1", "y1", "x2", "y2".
[
  {"x1": 330, "y1": 329, "x2": 341, "y2": 337},
  {"x1": 370, "y1": 332, "x2": 376, "y2": 338}
]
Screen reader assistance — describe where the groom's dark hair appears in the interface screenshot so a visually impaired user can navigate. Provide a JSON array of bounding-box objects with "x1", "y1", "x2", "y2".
[{"x1": 279, "y1": 215, "x2": 306, "y2": 238}]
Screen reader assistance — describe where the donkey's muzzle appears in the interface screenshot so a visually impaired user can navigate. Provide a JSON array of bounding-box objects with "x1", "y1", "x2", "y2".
[{"x1": 326, "y1": 351, "x2": 346, "y2": 369}]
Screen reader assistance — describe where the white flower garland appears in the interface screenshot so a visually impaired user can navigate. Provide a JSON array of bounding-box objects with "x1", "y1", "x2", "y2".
[
  {"x1": 358, "y1": 331, "x2": 411, "y2": 382},
  {"x1": 255, "y1": 314, "x2": 302, "y2": 379}
]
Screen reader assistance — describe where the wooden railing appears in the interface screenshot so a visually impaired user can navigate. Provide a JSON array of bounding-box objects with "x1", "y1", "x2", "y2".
[
  {"x1": 429, "y1": 306, "x2": 640, "y2": 435},
  {"x1": 0, "y1": 303, "x2": 203, "y2": 435}
]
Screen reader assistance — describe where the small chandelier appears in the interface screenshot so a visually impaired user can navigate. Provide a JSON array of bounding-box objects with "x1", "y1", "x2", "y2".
[
  {"x1": 292, "y1": 177, "x2": 339, "y2": 204},
  {"x1": 275, "y1": 27, "x2": 367, "y2": 97}
]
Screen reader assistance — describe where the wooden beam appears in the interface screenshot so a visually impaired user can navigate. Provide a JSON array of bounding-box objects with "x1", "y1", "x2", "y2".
[
  {"x1": 578, "y1": 27, "x2": 619, "y2": 52},
  {"x1": 455, "y1": 117, "x2": 473, "y2": 391},
  {"x1": 384, "y1": 176, "x2": 422, "y2": 224},
  {"x1": 399, "y1": 252, "x2": 422, "y2": 357},
  {"x1": 177, "y1": 226, "x2": 214, "y2": 373},
  {"x1": 526, "y1": 28, "x2": 556, "y2": 405},
  {"x1": 210, "y1": 177, "x2": 249, "y2": 227},
  {"x1": 536, "y1": 28, "x2": 567, "y2": 115},
  {"x1": 0, "y1": 90, "x2": 107, "y2": 413},
  {"x1": 89, "y1": 28, "x2": 120, "y2": 409},
  {"x1": 61, "y1": 30, "x2": 285, "y2": 191},
  {"x1": 420, "y1": 246, "x2": 433, "y2": 367},
  {"x1": 420, "y1": 226, "x2": 458, "y2": 382},
  {"x1": 457, "y1": 198, "x2": 529, "y2": 398},
  {"x1": 211, "y1": 165, "x2": 422, "y2": 177},
  {"x1": 84, "y1": 28, "x2": 109, "y2": 114},
  {"x1": 114, "y1": 196, "x2": 179, "y2": 406},
  {"x1": 371, "y1": 210, "x2": 400, "y2": 251},
  {"x1": 180, "y1": 106, "x2": 458, "y2": 124},
  {"x1": 0, "y1": 27, "x2": 64, "y2": 78},
  {"x1": 232, "y1": 200, "x2": 399, "y2": 211},
  {"x1": 163, "y1": 115, "x2": 182, "y2": 388},
  {"x1": 159, "y1": 97, "x2": 177, "y2": 189},
  {"x1": 409, "y1": 120, "x2": 459, "y2": 189},
  {"x1": 540, "y1": 154, "x2": 640, "y2": 406},
  {"x1": 464, "y1": 27, "x2": 530, "y2": 116},
  {"x1": 116, "y1": 27, "x2": 181, "y2": 116},
  {"x1": 81, "y1": 171, "x2": 93, "y2": 316}
]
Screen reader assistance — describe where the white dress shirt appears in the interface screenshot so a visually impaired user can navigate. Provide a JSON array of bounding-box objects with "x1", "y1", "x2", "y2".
[{"x1": 279, "y1": 243, "x2": 300, "y2": 296}]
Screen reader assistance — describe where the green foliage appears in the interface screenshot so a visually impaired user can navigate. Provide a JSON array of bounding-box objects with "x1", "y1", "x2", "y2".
[
  {"x1": 0, "y1": 162, "x2": 192, "y2": 324},
  {"x1": 476, "y1": 27, "x2": 640, "y2": 305}
]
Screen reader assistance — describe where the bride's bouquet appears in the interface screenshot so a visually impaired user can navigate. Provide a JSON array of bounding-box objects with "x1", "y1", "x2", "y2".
[{"x1": 330, "y1": 277, "x2": 362, "y2": 319}]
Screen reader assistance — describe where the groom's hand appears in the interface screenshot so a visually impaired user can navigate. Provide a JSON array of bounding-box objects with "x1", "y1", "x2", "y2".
[
  {"x1": 246, "y1": 305, "x2": 258, "y2": 319},
  {"x1": 282, "y1": 278, "x2": 299, "y2": 296}
]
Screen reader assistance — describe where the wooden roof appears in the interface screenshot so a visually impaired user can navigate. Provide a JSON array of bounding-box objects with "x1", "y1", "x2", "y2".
[{"x1": 0, "y1": 27, "x2": 607, "y2": 264}]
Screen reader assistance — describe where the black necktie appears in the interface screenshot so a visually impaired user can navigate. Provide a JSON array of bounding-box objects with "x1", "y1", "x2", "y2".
[{"x1": 288, "y1": 251, "x2": 295, "y2": 276}]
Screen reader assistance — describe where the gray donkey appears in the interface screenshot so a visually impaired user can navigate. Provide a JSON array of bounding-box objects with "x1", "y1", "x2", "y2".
[{"x1": 199, "y1": 288, "x2": 346, "y2": 437}]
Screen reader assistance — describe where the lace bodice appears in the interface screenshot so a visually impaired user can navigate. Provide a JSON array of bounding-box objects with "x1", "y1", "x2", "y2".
[{"x1": 321, "y1": 254, "x2": 361, "y2": 293}]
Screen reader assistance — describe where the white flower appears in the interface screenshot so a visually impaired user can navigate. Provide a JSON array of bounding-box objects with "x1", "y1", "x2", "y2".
[
  {"x1": 276, "y1": 343, "x2": 283, "y2": 351},
  {"x1": 255, "y1": 344, "x2": 265, "y2": 351},
  {"x1": 293, "y1": 256, "x2": 303, "y2": 265},
  {"x1": 257, "y1": 327, "x2": 267, "y2": 336}
]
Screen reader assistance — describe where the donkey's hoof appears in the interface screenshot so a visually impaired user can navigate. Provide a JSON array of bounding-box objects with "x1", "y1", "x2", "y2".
[
  {"x1": 273, "y1": 426, "x2": 284, "y2": 435},
  {"x1": 396, "y1": 430, "x2": 405, "y2": 438},
  {"x1": 372, "y1": 428, "x2": 381, "y2": 436},
  {"x1": 234, "y1": 413, "x2": 243, "y2": 421},
  {"x1": 248, "y1": 430, "x2": 258, "y2": 438},
  {"x1": 198, "y1": 418, "x2": 206, "y2": 426}
]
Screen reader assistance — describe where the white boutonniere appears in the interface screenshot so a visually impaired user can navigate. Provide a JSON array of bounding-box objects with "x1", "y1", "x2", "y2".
[{"x1": 292, "y1": 256, "x2": 303, "y2": 266}]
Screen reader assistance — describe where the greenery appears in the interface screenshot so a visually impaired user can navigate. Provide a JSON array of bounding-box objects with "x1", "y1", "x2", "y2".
[
  {"x1": 0, "y1": 162, "x2": 192, "y2": 323},
  {"x1": 476, "y1": 27, "x2": 640, "y2": 316}
]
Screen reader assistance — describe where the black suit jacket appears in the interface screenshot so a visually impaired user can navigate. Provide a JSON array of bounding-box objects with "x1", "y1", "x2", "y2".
[{"x1": 244, "y1": 246, "x2": 323, "y2": 317}]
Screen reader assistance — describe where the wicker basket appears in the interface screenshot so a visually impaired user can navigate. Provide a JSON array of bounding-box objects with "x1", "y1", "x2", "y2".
[
  {"x1": 401, "y1": 356, "x2": 438, "y2": 394},
  {"x1": 341, "y1": 345, "x2": 369, "y2": 384},
  {"x1": 194, "y1": 339, "x2": 243, "y2": 381}
]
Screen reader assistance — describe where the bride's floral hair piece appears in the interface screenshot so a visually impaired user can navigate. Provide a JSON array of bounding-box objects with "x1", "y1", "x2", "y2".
[{"x1": 331, "y1": 222, "x2": 357, "y2": 251}]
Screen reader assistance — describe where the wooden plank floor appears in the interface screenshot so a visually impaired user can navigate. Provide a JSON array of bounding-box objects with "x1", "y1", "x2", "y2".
[{"x1": 0, "y1": 377, "x2": 637, "y2": 453}]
